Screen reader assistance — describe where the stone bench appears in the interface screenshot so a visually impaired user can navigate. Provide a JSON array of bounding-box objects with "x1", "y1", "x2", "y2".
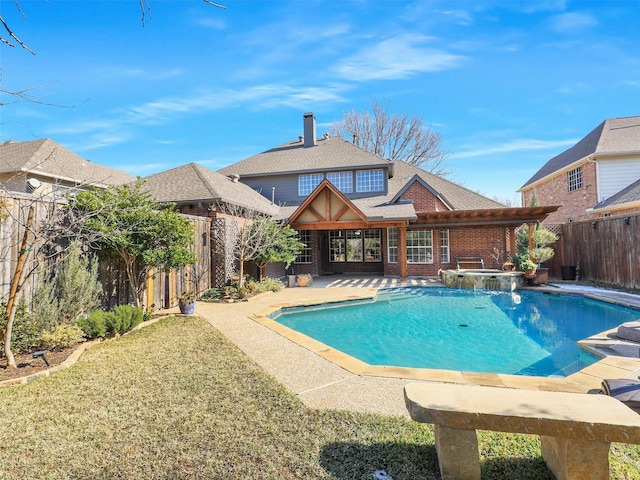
[{"x1": 404, "y1": 382, "x2": 640, "y2": 480}]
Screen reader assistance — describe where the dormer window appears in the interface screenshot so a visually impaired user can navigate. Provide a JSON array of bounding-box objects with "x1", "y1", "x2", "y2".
[
  {"x1": 356, "y1": 169, "x2": 384, "y2": 192},
  {"x1": 298, "y1": 173, "x2": 323, "y2": 196},
  {"x1": 326, "y1": 172, "x2": 353, "y2": 193}
]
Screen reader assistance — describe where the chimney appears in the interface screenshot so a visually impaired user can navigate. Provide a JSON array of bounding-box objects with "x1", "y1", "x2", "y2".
[{"x1": 303, "y1": 112, "x2": 316, "y2": 148}]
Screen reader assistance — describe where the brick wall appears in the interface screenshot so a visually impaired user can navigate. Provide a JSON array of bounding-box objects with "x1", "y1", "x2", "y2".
[
  {"x1": 399, "y1": 181, "x2": 448, "y2": 213},
  {"x1": 521, "y1": 161, "x2": 598, "y2": 223}
]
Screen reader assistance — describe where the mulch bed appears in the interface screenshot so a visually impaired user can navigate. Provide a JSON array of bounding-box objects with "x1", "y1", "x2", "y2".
[{"x1": 0, "y1": 347, "x2": 76, "y2": 382}]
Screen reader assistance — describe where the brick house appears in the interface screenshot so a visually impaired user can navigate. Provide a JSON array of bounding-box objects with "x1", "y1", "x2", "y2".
[
  {"x1": 519, "y1": 116, "x2": 640, "y2": 224},
  {"x1": 218, "y1": 113, "x2": 556, "y2": 279}
]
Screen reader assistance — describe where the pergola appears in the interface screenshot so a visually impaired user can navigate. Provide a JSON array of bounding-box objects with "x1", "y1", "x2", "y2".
[{"x1": 411, "y1": 205, "x2": 561, "y2": 266}]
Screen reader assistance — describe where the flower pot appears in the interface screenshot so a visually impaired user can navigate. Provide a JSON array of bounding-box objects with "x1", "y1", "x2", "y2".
[
  {"x1": 531, "y1": 268, "x2": 549, "y2": 285},
  {"x1": 561, "y1": 265, "x2": 577, "y2": 281},
  {"x1": 179, "y1": 300, "x2": 196, "y2": 314},
  {"x1": 296, "y1": 274, "x2": 312, "y2": 287}
]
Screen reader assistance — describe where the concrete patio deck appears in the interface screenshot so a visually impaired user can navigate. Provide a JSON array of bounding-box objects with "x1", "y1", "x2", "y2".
[{"x1": 173, "y1": 276, "x2": 640, "y2": 418}]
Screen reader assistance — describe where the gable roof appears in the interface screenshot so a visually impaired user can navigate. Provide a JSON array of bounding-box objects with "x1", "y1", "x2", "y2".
[
  {"x1": 287, "y1": 178, "x2": 416, "y2": 226},
  {"x1": 142, "y1": 162, "x2": 279, "y2": 215},
  {"x1": 520, "y1": 116, "x2": 640, "y2": 189},
  {"x1": 220, "y1": 133, "x2": 504, "y2": 211},
  {"x1": 592, "y1": 177, "x2": 640, "y2": 212},
  {"x1": 0, "y1": 138, "x2": 135, "y2": 186},
  {"x1": 218, "y1": 135, "x2": 393, "y2": 177},
  {"x1": 385, "y1": 161, "x2": 504, "y2": 210}
]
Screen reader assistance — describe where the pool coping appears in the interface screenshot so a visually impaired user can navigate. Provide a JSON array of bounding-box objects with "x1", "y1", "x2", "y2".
[{"x1": 251, "y1": 286, "x2": 640, "y2": 394}]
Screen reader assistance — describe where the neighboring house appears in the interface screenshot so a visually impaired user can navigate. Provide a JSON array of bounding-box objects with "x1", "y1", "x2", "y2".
[
  {"x1": 142, "y1": 163, "x2": 281, "y2": 287},
  {"x1": 219, "y1": 113, "x2": 556, "y2": 278},
  {"x1": 141, "y1": 162, "x2": 279, "y2": 216},
  {"x1": 519, "y1": 117, "x2": 640, "y2": 223},
  {"x1": 0, "y1": 139, "x2": 135, "y2": 195}
]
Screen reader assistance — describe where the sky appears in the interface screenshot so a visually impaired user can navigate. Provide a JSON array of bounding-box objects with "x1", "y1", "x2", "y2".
[{"x1": 1, "y1": 0, "x2": 639, "y2": 204}]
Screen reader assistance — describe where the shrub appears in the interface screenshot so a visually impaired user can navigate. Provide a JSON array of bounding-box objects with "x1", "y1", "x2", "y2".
[
  {"x1": 114, "y1": 305, "x2": 143, "y2": 333},
  {"x1": 75, "y1": 310, "x2": 108, "y2": 339},
  {"x1": 104, "y1": 311, "x2": 122, "y2": 336},
  {"x1": 256, "y1": 277, "x2": 284, "y2": 293},
  {"x1": 40, "y1": 324, "x2": 85, "y2": 350},
  {"x1": 0, "y1": 300, "x2": 42, "y2": 353},
  {"x1": 56, "y1": 242, "x2": 103, "y2": 323},
  {"x1": 200, "y1": 288, "x2": 223, "y2": 300},
  {"x1": 31, "y1": 241, "x2": 103, "y2": 327}
]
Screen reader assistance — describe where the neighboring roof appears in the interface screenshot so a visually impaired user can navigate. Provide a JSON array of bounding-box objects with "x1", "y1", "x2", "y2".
[
  {"x1": 218, "y1": 135, "x2": 393, "y2": 177},
  {"x1": 142, "y1": 162, "x2": 280, "y2": 215},
  {"x1": 0, "y1": 139, "x2": 135, "y2": 186},
  {"x1": 592, "y1": 177, "x2": 640, "y2": 212},
  {"x1": 520, "y1": 116, "x2": 640, "y2": 189}
]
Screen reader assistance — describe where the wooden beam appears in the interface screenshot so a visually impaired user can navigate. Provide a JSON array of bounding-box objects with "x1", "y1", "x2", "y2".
[
  {"x1": 399, "y1": 226, "x2": 407, "y2": 278},
  {"x1": 307, "y1": 205, "x2": 325, "y2": 222},
  {"x1": 325, "y1": 189, "x2": 331, "y2": 221},
  {"x1": 332, "y1": 204, "x2": 350, "y2": 221}
]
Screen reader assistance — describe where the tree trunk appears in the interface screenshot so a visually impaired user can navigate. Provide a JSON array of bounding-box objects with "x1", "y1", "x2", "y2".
[{"x1": 3, "y1": 205, "x2": 34, "y2": 368}]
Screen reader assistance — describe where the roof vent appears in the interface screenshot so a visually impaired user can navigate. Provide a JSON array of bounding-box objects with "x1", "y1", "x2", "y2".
[
  {"x1": 323, "y1": 132, "x2": 329, "y2": 139},
  {"x1": 298, "y1": 136, "x2": 304, "y2": 143},
  {"x1": 230, "y1": 173, "x2": 240, "y2": 183}
]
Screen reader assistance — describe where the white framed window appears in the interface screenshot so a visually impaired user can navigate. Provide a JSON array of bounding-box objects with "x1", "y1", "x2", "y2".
[
  {"x1": 567, "y1": 166, "x2": 583, "y2": 192},
  {"x1": 326, "y1": 172, "x2": 353, "y2": 193},
  {"x1": 295, "y1": 230, "x2": 312, "y2": 264},
  {"x1": 329, "y1": 230, "x2": 345, "y2": 262},
  {"x1": 406, "y1": 230, "x2": 433, "y2": 264},
  {"x1": 346, "y1": 230, "x2": 363, "y2": 262},
  {"x1": 387, "y1": 227, "x2": 398, "y2": 263},
  {"x1": 440, "y1": 229, "x2": 450, "y2": 263},
  {"x1": 364, "y1": 229, "x2": 382, "y2": 262},
  {"x1": 298, "y1": 173, "x2": 323, "y2": 196},
  {"x1": 356, "y1": 169, "x2": 384, "y2": 192}
]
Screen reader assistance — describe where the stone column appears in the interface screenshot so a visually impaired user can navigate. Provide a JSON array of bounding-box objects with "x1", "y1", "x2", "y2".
[
  {"x1": 540, "y1": 435, "x2": 611, "y2": 480},
  {"x1": 434, "y1": 424, "x2": 481, "y2": 480}
]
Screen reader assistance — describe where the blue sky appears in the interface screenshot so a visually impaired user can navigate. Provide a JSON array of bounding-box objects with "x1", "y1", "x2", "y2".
[{"x1": 2, "y1": 0, "x2": 639, "y2": 203}]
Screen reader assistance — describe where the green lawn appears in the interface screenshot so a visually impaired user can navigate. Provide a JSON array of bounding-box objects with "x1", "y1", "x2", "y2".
[{"x1": 0, "y1": 316, "x2": 637, "y2": 479}]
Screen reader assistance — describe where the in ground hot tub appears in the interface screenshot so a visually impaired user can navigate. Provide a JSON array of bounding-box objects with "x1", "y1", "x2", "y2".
[{"x1": 440, "y1": 269, "x2": 525, "y2": 291}]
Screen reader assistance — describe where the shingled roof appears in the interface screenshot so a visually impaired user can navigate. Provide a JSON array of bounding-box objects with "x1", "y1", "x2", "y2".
[
  {"x1": 219, "y1": 133, "x2": 504, "y2": 212},
  {"x1": 592, "y1": 177, "x2": 640, "y2": 212},
  {"x1": 218, "y1": 135, "x2": 392, "y2": 177},
  {"x1": 520, "y1": 116, "x2": 640, "y2": 189},
  {"x1": 142, "y1": 163, "x2": 279, "y2": 215},
  {"x1": 0, "y1": 138, "x2": 135, "y2": 186}
]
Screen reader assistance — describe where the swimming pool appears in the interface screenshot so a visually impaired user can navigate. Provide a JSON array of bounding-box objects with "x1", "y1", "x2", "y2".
[{"x1": 270, "y1": 287, "x2": 640, "y2": 377}]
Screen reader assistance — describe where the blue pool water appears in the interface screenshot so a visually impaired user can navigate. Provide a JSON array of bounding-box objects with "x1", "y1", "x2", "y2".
[{"x1": 271, "y1": 287, "x2": 640, "y2": 377}]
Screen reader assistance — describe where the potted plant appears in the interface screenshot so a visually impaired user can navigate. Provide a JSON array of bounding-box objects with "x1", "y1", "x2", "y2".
[
  {"x1": 177, "y1": 290, "x2": 197, "y2": 314},
  {"x1": 295, "y1": 273, "x2": 313, "y2": 287}
]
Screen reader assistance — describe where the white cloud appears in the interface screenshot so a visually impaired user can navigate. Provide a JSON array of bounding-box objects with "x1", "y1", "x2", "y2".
[
  {"x1": 453, "y1": 138, "x2": 577, "y2": 159},
  {"x1": 550, "y1": 12, "x2": 597, "y2": 33},
  {"x1": 46, "y1": 83, "x2": 351, "y2": 149},
  {"x1": 334, "y1": 34, "x2": 464, "y2": 81}
]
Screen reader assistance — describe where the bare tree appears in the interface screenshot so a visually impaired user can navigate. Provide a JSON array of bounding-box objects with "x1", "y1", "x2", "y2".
[
  {"x1": 216, "y1": 202, "x2": 292, "y2": 290},
  {"x1": 332, "y1": 99, "x2": 450, "y2": 176},
  {"x1": 0, "y1": 189, "x2": 97, "y2": 368},
  {"x1": 1, "y1": 0, "x2": 226, "y2": 54}
]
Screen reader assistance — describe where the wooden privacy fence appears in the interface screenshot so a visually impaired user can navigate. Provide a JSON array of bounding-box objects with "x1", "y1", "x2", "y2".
[
  {"x1": 1, "y1": 192, "x2": 212, "y2": 312},
  {"x1": 547, "y1": 213, "x2": 640, "y2": 290}
]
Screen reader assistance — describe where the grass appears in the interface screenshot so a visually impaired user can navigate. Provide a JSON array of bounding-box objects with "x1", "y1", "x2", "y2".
[{"x1": 0, "y1": 316, "x2": 638, "y2": 479}]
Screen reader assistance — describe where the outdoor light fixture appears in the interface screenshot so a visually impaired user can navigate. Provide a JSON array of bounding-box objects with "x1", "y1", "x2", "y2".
[{"x1": 32, "y1": 350, "x2": 50, "y2": 367}]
